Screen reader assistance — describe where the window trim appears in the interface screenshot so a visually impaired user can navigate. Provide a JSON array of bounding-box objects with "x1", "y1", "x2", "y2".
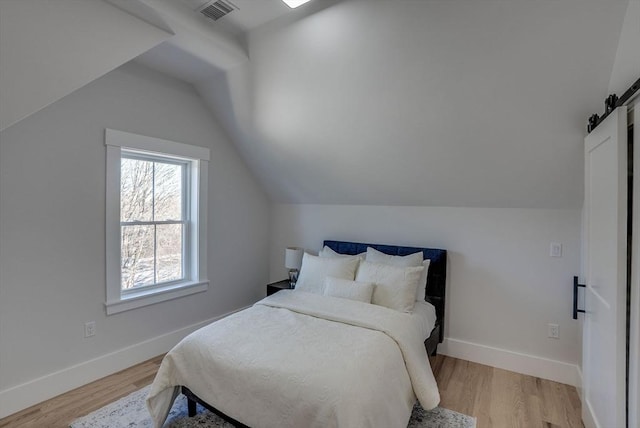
[{"x1": 105, "y1": 129, "x2": 210, "y2": 315}]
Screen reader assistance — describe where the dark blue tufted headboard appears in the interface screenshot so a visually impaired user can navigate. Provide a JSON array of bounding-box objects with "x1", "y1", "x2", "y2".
[{"x1": 323, "y1": 240, "x2": 447, "y2": 342}]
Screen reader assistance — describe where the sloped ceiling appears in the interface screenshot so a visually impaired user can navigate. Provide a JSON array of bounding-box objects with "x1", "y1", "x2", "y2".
[
  {"x1": 197, "y1": 0, "x2": 629, "y2": 209},
  {"x1": 608, "y1": 0, "x2": 640, "y2": 94},
  {"x1": 1, "y1": 0, "x2": 630, "y2": 209},
  {"x1": 0, "y1": 0, "x2": 173, "y2": 131}
]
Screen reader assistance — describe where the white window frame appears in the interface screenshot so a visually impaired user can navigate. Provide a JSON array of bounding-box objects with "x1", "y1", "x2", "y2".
[{"x1": 105, "y1": 129, "x2": 209, "y2": 315}]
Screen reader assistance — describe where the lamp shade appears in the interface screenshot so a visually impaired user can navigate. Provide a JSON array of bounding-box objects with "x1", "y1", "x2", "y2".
[{"x1": 285, "y1": 247, "x2": 304, "y2": 270}]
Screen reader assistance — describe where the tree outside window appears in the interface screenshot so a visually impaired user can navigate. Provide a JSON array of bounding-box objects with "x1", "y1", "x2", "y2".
[{"x1": 120, "y1": 155, "x2": 187, "y2": 290}]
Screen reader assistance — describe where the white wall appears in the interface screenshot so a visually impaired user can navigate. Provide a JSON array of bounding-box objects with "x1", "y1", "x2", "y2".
[
  {"x1": 204, "y1": 0, "x2": 627, "y2": 209},
  {"x1": 608, "y1": 0, "x2": 640, "y2": 96},
  {"x1": 0, "y1": 0, "x2": 173, "y2": 131},
  {"x1": 0, "y1": 61, "x2": 270, "y2": 415},
  {"x1": 270, "y1": 204, "x2": 582, "y2": 384}
]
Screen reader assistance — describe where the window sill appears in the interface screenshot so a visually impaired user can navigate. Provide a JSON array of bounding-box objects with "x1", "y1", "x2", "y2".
[{"x1": 105, "y1": 280, "x2": 209, "y2": 315}]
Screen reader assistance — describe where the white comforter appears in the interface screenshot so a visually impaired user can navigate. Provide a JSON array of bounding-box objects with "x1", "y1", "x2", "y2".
[{"x1": 146, "y1": 291, "x2": 440, "y2": 428}]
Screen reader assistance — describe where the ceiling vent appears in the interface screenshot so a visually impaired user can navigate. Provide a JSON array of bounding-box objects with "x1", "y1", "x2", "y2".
[{"x1": 198, "y1": 0, "x2": 237, "y2": 21}]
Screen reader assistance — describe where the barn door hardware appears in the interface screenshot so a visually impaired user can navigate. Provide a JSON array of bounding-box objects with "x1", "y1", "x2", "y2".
[
  {"x1": 587, "y1": 77, "x2": 640, "y2": 133},
  {"x1": 573, "y1": 276, "x2": 586, "y2": 319}
]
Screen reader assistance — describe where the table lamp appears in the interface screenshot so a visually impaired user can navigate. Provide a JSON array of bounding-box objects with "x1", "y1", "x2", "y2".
[{"x1": 285, "y1": 247, "x2": 304, "y2": 288}]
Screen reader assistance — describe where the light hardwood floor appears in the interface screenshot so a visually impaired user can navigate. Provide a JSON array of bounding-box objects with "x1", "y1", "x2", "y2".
[
  {"x1": 0, "y1": 354, "x2": 582, "y2": 428},
  {"x1": 430, "y1": 356, "x2": 582, "y2": 428}
]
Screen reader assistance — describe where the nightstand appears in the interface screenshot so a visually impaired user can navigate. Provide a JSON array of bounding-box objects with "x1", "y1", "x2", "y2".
[{"x1": 267, "y1": 279, "x2": 291, "y2": 296}]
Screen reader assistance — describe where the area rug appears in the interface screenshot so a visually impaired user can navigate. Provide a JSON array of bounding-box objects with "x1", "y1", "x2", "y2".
[{"x1": 70, "y1": 385, "x2": 476, "y2": 428}]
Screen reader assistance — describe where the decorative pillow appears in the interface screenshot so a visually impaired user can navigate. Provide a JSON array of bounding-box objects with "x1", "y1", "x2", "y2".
[
  {"x1": 319, "y1": 246, "x2": 366, "y2": 260},
  {"x1": 295, "y1": 253, "x2": 359, "y2": 295},
  {"x1": 355, "y1": 261, "x2": 424, "y2": 313},
  {"x1": 323, "y1": 277, "x2": 374, "y2": 303},
  {"x1": 365, "y1": 247, "x2": 423, "y2": 267},
  {"x1": 364, "y1": 247, "x2": 430, "y2": 302},
  {"x1": 415, "y1": 259, "x2": 431, "y2": 302}
]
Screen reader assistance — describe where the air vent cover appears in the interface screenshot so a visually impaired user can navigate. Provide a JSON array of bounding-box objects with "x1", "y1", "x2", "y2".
[{"x1": 198, "y1": 0, "x2": 236, "y2": 21}]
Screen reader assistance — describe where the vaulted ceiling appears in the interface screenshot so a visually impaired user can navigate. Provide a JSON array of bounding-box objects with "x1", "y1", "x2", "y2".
[
  {"x1": 142, "y1": 0, "x2": 631, "y2": 208},
  {"x1": 1, "y1": 0, "x2": 633, "y2": 209}
]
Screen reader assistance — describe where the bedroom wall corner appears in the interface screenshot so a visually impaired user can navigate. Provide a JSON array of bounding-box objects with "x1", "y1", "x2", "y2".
[
  {"x1": 607, "y1": 0, "x2": 640, "y2": 97},
  {"x1": 269, "y1": 204, "x2": 582, "y2": 385},
  {"x1": 0, "y1": 61, "x2": 270, "y2": 418}
]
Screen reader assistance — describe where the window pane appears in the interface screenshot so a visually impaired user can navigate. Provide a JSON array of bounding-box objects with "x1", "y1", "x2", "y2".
[
  {"x1": 154, "y1": 162, "x2": 183, "y2": 221},
  {"x1": 156, "y1": 224, "x2": 183, "y2": 283},
  {"x1": 121, "y1": 225, "x2": 155, "y2": 289},
  {"x1": 121, "y1": 158, "x2": 153, "y2": 222}
]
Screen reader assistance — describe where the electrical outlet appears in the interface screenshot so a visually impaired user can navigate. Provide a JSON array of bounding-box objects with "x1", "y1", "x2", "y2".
[
  {"x1": 84, "y1": 321, "x2": 96, "y2": 338},
  {"x1": 548, "y1": 323, "x2": 559, "y2": 339},
  {"x1": 550, "y1": 242, "x2": 562, "y2": 257}
]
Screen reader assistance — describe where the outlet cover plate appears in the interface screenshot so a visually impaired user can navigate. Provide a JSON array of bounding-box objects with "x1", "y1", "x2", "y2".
[
  {"x1": 84, "y1": 321, "x2": 96, "y2": 338},
  {"x1": 548, "y1": 323, "x2": 559, "y2": 339}
]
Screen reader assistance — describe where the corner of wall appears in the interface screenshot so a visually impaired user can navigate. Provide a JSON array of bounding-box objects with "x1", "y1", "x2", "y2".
[{"x1": 607, "y1": 0, "x2": 640, "y2": 96}]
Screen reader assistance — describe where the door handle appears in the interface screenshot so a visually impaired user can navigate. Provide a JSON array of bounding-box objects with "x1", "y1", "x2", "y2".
[{"x1": 573, "y1": 276, "x2": 586, "y2": 319}]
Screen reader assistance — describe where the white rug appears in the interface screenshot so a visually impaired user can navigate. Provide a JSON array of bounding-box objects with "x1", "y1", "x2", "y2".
[{"x1": 70, "y1": 385, "x2": 476, "y2": 428}]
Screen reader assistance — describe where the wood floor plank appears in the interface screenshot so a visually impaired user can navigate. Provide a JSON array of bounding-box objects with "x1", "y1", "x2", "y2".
[
  {"x1": 431, "y1": 356, "x2": 583, "y2": 428},
  {"x1": 0, "y1": 354, "x2": 582, "y2": 428},
  {"x1": 522, "y1": 374, "x2": 545, "y2": 428},
  {"x1": 556, "y1": 382, "x2": 583, "y2": 428},
  {"x1": 470, "y1": 362, "x2": 494, "y2": 428},
  {"x1": 455, "y1": 359, "x2": 480, "y2": 416},
  {"x1": 490, "y1": 368, "x2": 527, "y2": 427}
]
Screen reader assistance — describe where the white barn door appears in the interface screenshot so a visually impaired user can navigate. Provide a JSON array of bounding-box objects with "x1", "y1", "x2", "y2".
[{"x1": 583, "y1": 107, "x2": 627, "y2": 428}]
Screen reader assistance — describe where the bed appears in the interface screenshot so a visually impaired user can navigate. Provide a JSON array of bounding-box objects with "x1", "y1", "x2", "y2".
[{"x1": 147, "y1": 240, "x2": 447, "y2": 428}]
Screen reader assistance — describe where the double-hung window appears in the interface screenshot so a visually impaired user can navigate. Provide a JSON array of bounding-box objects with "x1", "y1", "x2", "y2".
[
  {"x1": 105, "y1": 129, "x2": 209, "y2": 315},
  {"x1": 120, "y1": 152, "x2": 188, "y2": 290}
]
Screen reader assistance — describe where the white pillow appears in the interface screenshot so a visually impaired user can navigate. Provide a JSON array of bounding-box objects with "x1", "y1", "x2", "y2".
[
  {"x1": 364, "y1": 247, "x2": 430, "y2": 302},
  {"x1": 365, "y1": 247, "x2": 423, "y2": 267},
  {"x1": 295, "y1": 253, "x2": 359, "y2": 295},
  {"x1": 356, "y1": 261, "x2": 424, "y2": 313},
  {"x1": 323, "y1": 277, "x2": 374, "y2": 303},
  {"x1": 319, "y1": 246, "x2": 366, "y2": 260},
  {"x1": 415, "y1": 259, "x2": 431, "y2": 302}
]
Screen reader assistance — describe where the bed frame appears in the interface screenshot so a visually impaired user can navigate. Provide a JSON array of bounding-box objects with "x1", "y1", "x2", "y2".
[{"x1": 181, "y1": 240, "x2": 447, "y2": 424}]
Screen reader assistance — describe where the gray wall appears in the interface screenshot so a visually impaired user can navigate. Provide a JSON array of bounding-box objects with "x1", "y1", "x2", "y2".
[
  {"x1": 0, "y1": 0, "x2": 172, "y2": 131},
  {"x1": 0, "y1": 62, "x2": 270, "y2": 393},
  {"x1": 608, "y1": 0, "x2": 640, "y2": 95},
  {"x1": 203, "y1": 0, "x2": 627, "y2": 209},
  {"x1": 270, "y1": 204, "x2": 581, "y2": 379}
]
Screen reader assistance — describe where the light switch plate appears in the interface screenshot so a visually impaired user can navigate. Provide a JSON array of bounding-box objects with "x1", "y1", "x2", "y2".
[{"x1": 550, "y1": 242, "x2": 562, "y2": 257}]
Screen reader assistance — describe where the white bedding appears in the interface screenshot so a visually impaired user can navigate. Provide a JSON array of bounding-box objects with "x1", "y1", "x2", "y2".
[
  {"x1": 412, "y1": 301, "x2": 438, "y2": 341},
  {"x1": 146, "y1": 291, "x2": 440, "y2": 428}
]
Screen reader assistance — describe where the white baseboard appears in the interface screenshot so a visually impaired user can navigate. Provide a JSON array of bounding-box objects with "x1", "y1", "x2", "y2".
[
  {"x1": 0, "y1": 306, "x2": 250, "y2": 419},
  {"x1": 439, "y1": 337, "x2": 582, "y2": 387},
  {"x1": 575, "y1": 365, "x2": 583, "y2": 399}
]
